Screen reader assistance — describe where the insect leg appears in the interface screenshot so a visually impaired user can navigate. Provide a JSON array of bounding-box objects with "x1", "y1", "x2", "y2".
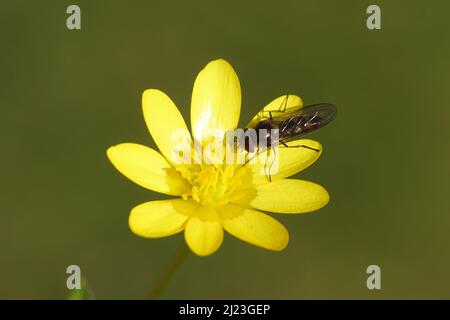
[
  {"x1": 243, "y1": 151, "x2": 251, "y2": 166},
  {"x1": 281, "y1": 141, "x2": 320, "y2": 152},
  {"x1": 243, "y1": 144, "x2": 260, "y2": 166},
  {"x1": 269, "y1": 94, "x2": 290, "y2": 118},
  {"x1": 263, "y1": 147, "x2": 273, "y2": 182},
  {"x1": 277, "y1": 94, "x2": 290, "y2": 112},
  {"x1": 266, "y1": 146, "x2": 279, "y2": 182}
]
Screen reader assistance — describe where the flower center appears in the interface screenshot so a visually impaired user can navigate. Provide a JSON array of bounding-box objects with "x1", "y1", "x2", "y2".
[{"x1": 176, "y1": 163, "x2": 246, "y2": 206}]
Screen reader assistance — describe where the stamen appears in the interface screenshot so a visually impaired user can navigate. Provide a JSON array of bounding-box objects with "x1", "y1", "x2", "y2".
[{"x1": 172, "y1": 141, "x2": 248, "y2": 206}]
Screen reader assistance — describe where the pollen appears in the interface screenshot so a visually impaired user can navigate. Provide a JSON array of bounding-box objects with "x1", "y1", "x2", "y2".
[
  {"x1": 175, "y1": 164, "x2": 246, "y2": 206},
  {"x1": 176, "y1": 162, "x2": 247, "y2": 206}
]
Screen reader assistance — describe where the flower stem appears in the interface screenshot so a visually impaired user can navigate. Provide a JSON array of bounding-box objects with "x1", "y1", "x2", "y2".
[{"x1": 145, "y1": 241, "x2": 189, "y2": 299}]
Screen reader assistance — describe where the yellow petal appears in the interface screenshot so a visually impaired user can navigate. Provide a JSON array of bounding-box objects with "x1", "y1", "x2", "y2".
[
  {"x1": 142, "y1": 89, "x2": 192, "y2": 164},
  {"x1": 190, "y1": 59, "x2": 241, "y2": 142},
  {"x1": 245, "y1": 94, "x2": 303, "y2": 129},
  {"x1": 129, "y1": 199, "x2": 199, "y2": 238},
  {"x1": 217, "y1": 203, "x2": 288, "y2": 251},
  {"x1": 233, "y1": 179, "x2": 329, "y2": 214},
  {"x1": 241, "y1": 139, "x2": 322, "y2": 186},
  {"x1": 185, "y1": 205, "x2": 223, "y2": 256},
  {"x1": 106, "y1": 143, "x2": 190, "y2": 195}
]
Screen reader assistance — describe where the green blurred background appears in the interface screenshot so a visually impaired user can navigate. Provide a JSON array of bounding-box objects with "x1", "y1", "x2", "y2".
[{"x1": 1, "y1": 0, "x2": 449, "y2": 299}]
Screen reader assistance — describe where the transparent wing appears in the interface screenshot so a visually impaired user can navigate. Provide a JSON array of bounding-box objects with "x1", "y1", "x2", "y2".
[
  {"x1": 277, "y1": 103, "x2": 337, "y2": 143},
  {"x1": 246, "y1": 94, "x2": 303, "y2": 129}
]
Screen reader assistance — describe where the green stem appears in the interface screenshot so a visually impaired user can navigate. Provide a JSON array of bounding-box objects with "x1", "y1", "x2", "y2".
[{"x1": 145, "y1": 241, "x2": 189, "y2": 299}]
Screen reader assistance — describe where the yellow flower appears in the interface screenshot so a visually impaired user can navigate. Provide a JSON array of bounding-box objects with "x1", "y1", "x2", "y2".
[{"x1": 106, "y1": 59, "x2": 329, "y2": 256}]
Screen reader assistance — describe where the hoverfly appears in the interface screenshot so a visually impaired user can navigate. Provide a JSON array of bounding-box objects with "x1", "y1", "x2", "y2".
[{"x1": 241, "y1": 95, "x2": 337, "y2": 180}]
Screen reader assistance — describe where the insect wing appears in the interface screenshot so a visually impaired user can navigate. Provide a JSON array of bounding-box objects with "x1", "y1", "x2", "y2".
[{"x1": 278, "y1": 103, "x2": 337, "y2": 143}]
